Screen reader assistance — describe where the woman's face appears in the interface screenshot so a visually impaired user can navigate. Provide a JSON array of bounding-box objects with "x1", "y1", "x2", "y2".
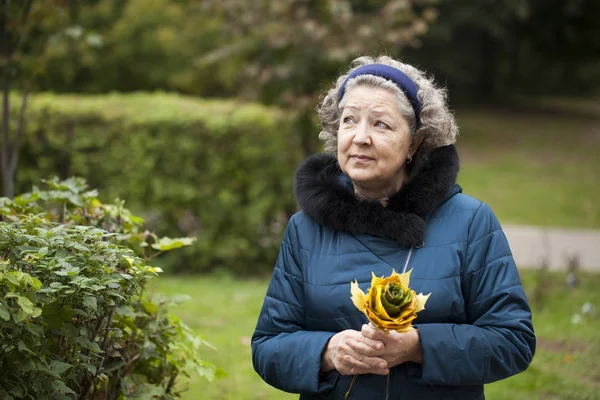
[{"x1": 337, "y1": 85, "x2": 415, "y2": 192}]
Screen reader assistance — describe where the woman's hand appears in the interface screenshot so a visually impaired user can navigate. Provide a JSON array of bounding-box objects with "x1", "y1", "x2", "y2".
[
  {"x1": 352, "y1": 324, "x2": 423, "y2": 368},
  {"x1": 321, "y1": 329, "x2": 389, "y2": 376}
]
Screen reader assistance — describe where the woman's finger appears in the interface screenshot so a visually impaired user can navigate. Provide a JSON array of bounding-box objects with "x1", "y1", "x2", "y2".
[
  {"x1": 347, "y1": 338, "x2": 383, "y2": 356},
  {"x1": 361, "y1": 324, "x2": 388, "y2": 341},
  {"x1": 351, "y1": 367, "x2": 390, "y2": 376},
  {"x1": 343, "y1": 354, "x2": 388, "y2": 374}
]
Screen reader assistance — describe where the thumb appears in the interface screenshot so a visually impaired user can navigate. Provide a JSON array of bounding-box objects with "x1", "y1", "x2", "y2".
[{"x1": 388, "y1": 330, "x2": 400, "y2": 340}]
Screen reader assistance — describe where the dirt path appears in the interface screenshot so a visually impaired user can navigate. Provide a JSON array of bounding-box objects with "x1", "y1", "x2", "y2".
[{"x1": 503, "y1": 225, "x2": 600, "y2": 271}]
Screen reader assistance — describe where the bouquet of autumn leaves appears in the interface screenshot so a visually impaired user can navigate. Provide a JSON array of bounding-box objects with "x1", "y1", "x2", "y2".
[
  {"x1": 351, "y1": 269, "x2": 430, "y2": 332},
  {"x1": 345, "y1": 269, "x2": 430, "y2": 399}
]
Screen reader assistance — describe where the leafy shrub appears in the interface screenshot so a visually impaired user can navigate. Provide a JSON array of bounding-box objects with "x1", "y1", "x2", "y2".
[
  {"x1": 0, "y1": 178, "x2": 219, "y2": 399},
  {"x1": 11, "y1": 92, "x2": 300, "y2": 274}
]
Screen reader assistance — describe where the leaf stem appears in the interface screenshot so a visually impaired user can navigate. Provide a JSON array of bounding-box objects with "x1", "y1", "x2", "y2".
[
  {"x1": 386, "y1": 373, "x2": 390, "y2": 400},
  {"x1": 344, "y1": 375, "x2": 358, "y2": 400}
]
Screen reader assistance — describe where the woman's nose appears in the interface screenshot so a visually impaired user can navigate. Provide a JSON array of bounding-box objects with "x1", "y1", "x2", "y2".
[{"x1": 352, "y1": 122, "x2": 371, "y2": 145}]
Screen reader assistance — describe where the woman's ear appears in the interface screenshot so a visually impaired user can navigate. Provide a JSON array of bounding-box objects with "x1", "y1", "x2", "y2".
[{"x1": 408, "y1": 133, "x2": 425, "y2": 157}]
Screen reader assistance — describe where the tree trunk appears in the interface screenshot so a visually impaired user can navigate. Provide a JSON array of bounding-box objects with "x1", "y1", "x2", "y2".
[
  {"x1": 0, "y1": 0, "x2": 34, "y2": 198},
  {"x1": 0, "y1": 0, "x2": 14, "y2": 198},
  {"x1": 1, "y1": 73, "x2": 13, "y2": 198}
]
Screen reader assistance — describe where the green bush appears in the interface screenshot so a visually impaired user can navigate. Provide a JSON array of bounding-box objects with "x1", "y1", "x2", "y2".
[
  {"x1": 0, "y1": 178, "x2": 219, "y2": 399},
  {"x1": 13, "y1": 92, "x2": 300, "y2": 274}
]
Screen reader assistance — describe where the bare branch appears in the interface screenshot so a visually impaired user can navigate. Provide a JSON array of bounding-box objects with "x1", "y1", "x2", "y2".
[
  {"x1": 21, "y1": 0, "x2": 33, "y2": 26},
  {"x1": 12, "y1": 0, "x2": 36, "y2": 58},
  {"x1": 78, "y1": 308, "x2": 114, "y2": 400}
]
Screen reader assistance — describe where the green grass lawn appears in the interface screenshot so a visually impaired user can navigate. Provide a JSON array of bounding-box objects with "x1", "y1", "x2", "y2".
[
  {"x1": 455, "y1": 107, "x2": 600, "y2": 229},
  {"x1": 152, "y1": 270, "x2": 600, "y2": 400}
]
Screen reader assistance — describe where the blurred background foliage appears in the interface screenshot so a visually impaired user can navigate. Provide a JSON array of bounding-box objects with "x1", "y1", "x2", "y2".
[
  {"x1": 2, "y1": 0, "x2": 599, "y2": 275},
  {"x1": 27, "y1": 0, "x2": 600, "y2": 101}
]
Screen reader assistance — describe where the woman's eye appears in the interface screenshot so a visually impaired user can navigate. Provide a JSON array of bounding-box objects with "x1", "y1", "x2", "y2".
[
  {"x1": 342, "y1": 116, "x2": 355, "y2": 124},
  {"x1": 375, "y1": 121, "x2": 390, "y2": 129}
]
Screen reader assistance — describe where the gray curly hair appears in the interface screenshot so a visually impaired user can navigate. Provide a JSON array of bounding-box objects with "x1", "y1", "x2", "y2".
[{"x1": 317, "y1": 55, "x2": 458, "y2": 152}]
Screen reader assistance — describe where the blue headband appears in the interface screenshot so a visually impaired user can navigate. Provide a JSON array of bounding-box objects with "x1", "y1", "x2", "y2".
[{"x1": 338, "y1": 64, "x2": 422, "y2": 128}]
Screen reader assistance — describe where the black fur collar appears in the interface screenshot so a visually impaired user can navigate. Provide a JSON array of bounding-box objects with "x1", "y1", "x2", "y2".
[{"x1": 294, "y1": 145, "x2": 460, "y2": 247}]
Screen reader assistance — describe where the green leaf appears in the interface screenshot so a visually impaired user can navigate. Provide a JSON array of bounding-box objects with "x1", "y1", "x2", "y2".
[
  {"x1": 83, "y1": 296, "x2": 97, "y2": 311},
  {"x1": 17, "y1": 340, "x2": 34, "y2": 354},
  {"x1": 142, "y1": 301, "x2": 159, "y2": 315},
  {"x1": 106, "y1": 290, "x2": 125, "y2": 300},
  {"x1": 24, "y1": 323, "x2": 43, "y2": 338},
  {"x1": 50, "y1": 360, "x2": 73, "y2": 375},
  {"x1": 75, "y1": 336, "x2": 102, "y2": 353},
  {"x1": 123, "y1": 256, "x2": 136, "y2": 266},
  {"x1": 0, "y1": 303, "x2": 10, "y2": 321},
  {"x1": 43, "y1": 303, "x2": 75, "y2": 329},
  {"x1": 194, "y1": 360, "x2": 218, "y2": 382},
  {"x1": 30, "y1": 277, "x2": 43, "y2": 290},
  {"x1": 140, "y1": 340, "x2": 157, "y2": 360},
  {"x1": 17, "y1": 296, "x2": 34, "y2": 314},
  {"x1": 215, "y1": 366, "x2": 228, "y2": 379},
  {"x1": 150, "y1": 236, "x2": 196, "y2": 251},
  {"x1": 31, "y1": 307, "x2": 42, "y2": 318},
  {"x1": 51, "y1": 380, "x2": 77, "y2": 395},
  {"x1": 114, "y1": 305, "x2": 135, "y2": 317},
  {"x1": 8, "y1": 385, "x2": 24, "y2": 397},
  {"x1": 5, "y1": 274, "x2": 20, "y2": 286},
  {"x1": 128, "y1": 383, "x2": 165, "y2": 399},
  {"x1": 145, "y1": 266, "x2": 163, "y2": 274},
  {"x1": 16, "y1": 309, "x2": 29, "y2": 322},
  {"x1": 103, "y1": 359, "x2": 127, "y2": 373},
  {"x1": 84, "y1": 364, "x2": 97, "y2": 375},
  {"x1": 19, "y1": 272, "x2": 43, "y2": 291},
  {"x1": 17, "y1": 358, "x2": 35, "y2": 373},
  {"x1": 129, "y1": 214, "x2": 145, "y2": 225},
  {"x1": 37, "y1": 287, "x2": 56, "y2": 294},
  {"x1": 72, "y1": 243, "x2": 88, "y2": 252}
]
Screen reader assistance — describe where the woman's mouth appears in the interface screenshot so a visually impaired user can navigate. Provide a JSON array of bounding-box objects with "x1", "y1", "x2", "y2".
[{"x1": 351, "y1": 155, "x2": 374, "y2": 162}]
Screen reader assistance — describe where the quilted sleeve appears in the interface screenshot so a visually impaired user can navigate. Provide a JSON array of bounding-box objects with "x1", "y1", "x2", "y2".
[
  {"x1": 409, "y1": 203, "x2": 536, "y2": 385},
  {"x1": 251, "y1": 216, "x2": 337, "y2": 394}
]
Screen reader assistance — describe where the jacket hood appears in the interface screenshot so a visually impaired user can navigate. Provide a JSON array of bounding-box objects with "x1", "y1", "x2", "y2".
[{"x1": 294, "y1": 145, "x2": 461, "y2": 247}]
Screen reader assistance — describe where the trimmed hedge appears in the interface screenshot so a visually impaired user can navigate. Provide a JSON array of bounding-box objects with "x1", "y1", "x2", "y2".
[{"x1": 14, "y1": 93, "x2": 301, "y2": 274}]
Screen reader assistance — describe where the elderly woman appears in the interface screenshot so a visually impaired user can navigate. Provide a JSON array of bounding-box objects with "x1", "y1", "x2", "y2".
[{"x1": 251, "y1": 56, "x2": 535, "y2": 399}]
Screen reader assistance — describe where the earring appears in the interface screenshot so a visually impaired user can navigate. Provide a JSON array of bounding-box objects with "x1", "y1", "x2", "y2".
[{"x1": 406, "y1": 156, "x2": 412, "y2": 164}]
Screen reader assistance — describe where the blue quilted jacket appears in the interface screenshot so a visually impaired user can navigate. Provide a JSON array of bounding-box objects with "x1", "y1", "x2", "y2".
[{"x1": 252, "y1": 146, "x2": 535, "y2": 399}]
